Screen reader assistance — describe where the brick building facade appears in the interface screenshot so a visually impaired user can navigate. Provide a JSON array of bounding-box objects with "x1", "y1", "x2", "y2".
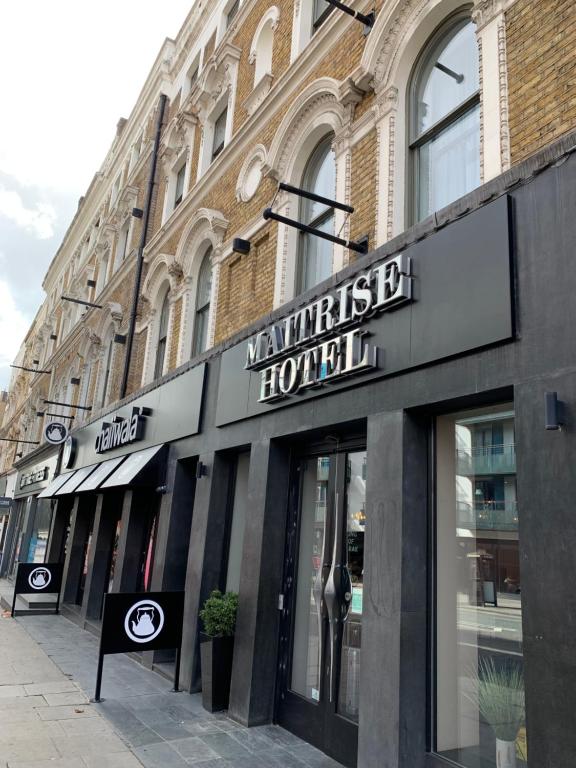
[{"x1": 2, "y1": 2, "x2": 576, "y2": 767}]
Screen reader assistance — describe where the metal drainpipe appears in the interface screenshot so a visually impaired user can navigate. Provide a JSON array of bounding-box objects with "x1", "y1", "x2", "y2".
[{"x1": 120, "y1": 92, "x2": 168, "y2": 400}]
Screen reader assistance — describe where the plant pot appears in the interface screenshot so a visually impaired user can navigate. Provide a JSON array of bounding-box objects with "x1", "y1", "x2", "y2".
[
  {"x1": 496, "y1": 738, "x2": 517, "y2": 768},
  {"x1": 200, "y1": 634, "x2": 235, "y2": 712}
]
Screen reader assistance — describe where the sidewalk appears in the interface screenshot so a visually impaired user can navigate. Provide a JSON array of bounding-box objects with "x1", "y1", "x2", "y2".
[
  {"x1": 0, "y1": 610, "x2": 140, "y2": 768},
  {"x1": 0, "y1": 594, "x2": 343, "y2": 768}
]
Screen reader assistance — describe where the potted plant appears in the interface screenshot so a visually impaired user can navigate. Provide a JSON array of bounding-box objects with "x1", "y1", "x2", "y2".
[
  {"x1": 472, "y1": 657, "x2": 525, "y2": 768},
  {"x1": 199, "y1": 590, "x2": 238, "y2": 712}
]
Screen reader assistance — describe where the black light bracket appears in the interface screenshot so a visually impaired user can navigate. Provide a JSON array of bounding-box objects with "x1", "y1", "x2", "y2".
[
  {"x1": 43, "y1": 399, "x2": 92, "y2": 412},
  {"x1": 263, "y1": 208, "x2": 368, "y2": 254},
  {"x1": 233, "y1": 238, "x2": 251, "y2": 255},
  {"x1": 87, "y1": 279, "x2": 97, "y2": 288},
  {"x1": 113, "y1": 334, "x2": 127, "y2": 344},
  {"x1": 132, "y1": 207, "x2": 144, "y2": 219},
  {"x1": 195, "y1": 461, "x2": 209, "y2": 479},
  {"x1": 0, "y1": 438, "x2": 40, "y2": 445},
  {"x1": 61, "y1": 295, "x2": 103, "y2": 309},
  {"x1": 279, "y1": 181, "x2": 354, "y2": 213},
  {"x1": 10, "y1": 364, "x2": 52, "y2": 375},
  {"x1": 70, "y1": 377, "x2": 81, "y2": 385},
  {"x1": 324, "y1": 0, "x2": 375, "y2": 34}
]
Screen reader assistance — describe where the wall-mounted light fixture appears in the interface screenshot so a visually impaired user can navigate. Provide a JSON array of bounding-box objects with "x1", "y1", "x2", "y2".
[
  {"x1": 132, "y1": 208, "x2": 144, "y2": 219},
  {"x1": 87, "y1": 279, "x2": 97, "y2": 288},
  {"x1": 32, "y1": 359, "x2": 39, "y2": 365},
  {"x1": 232, "y1": 238, "x2": 251, "y2": 255},
  {"x1": 70, "y1": 377, "x2": 81, "y2": 385},
  {"x1": 50, "y1": 334, "x2": 57, "y2": 341},
  {"x1": 61, "y1": 295, "x2": 103, "y2": 309},
  {"x1": 114, "y1": 334, "x2": 127, "y2": 344},
  {"x1": 195, "y1": 461, "x2": 208, "y2": 479},
  {"x1": 323, "y1": 0, "x2": 375, "y2": 33},
  {"x1": 545, "y1": 391, "x2": 565, "y2": 431},
  {"x1": 36, "y1": 411, "x2": 45, "y2": 417}
]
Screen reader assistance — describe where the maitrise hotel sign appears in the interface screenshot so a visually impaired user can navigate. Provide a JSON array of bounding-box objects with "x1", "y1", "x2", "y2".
[{"x1": 245, "y1": 254, "x2": 413, "y2": 402}]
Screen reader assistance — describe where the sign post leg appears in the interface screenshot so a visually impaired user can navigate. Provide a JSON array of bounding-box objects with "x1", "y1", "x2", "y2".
[
  {"x1": 55, "y1": 589, "x2": 61, "y2": 616},
  {"x1": 10, "y1": 589, "x2": 17, "y2": 618},
  {"x1": 92, "y1": 651, "x2": 104, "y2": 703},
  {"x1": 172, "y1": 646, "x2": 181, "y2": 693}
]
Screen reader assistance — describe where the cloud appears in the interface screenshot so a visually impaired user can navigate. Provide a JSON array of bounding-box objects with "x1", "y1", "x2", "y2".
[
  {"x1": 0, "y1": 279, "x2": 30, "y2": 390},
  {"x1": 0, "y1": 186, "x2": 56, "y2": 239}
]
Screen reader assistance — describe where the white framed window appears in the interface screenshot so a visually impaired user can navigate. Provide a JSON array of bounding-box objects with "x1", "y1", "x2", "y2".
[
  {"x1": 212, "y1": 106, "x2": 228, "y2": 161},
  {"x1": 174, "y1": 164, "x2": 186, "y2": 208},
  {"x1": 291, "y1": 0, "x2": 332, "y2": 61},
  {"x1": 99, "y1": 330, "x2": 115, "y2": 408},
  {"x1": 154, "y1": 290, "x2": 170, "y2": 379},
  {"x1": 409, "y1": 13, "x2": 480, "y2": 222},
  {"x1": 192, "y1": 248, "x2": 213, "y2": 357},
  {"x1": 114, "y1": 219, "x2": 131, "y2": 271},
  {"x1": 226, "y1": 0, "x2": 239, "y2": 29},
  {"x1": 296, "y1": 136, "x2": 335, "y2": 295}
]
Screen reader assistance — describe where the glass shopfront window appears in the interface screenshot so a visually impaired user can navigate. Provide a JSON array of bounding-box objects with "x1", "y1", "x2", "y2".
[
  {"x1": 27, "y1": 498, "x2": 53, "y2": 563},
  {"x1": 436, "y1": 406, "x2": 526, "y2": 767}
]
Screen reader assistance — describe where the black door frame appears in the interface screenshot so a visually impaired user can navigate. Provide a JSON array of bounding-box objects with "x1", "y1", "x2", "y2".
[{"x1": 276, "y1": 433, "x2": 365, "y2": 768}]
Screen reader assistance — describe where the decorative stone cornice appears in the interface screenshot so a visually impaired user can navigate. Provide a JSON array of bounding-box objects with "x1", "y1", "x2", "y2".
[
  {"x1": 472, "y1": 0, "x2": 515, "y2": 31},
  {"x1": 374, "y1": 85, "x2": 399, "y2": 121}
]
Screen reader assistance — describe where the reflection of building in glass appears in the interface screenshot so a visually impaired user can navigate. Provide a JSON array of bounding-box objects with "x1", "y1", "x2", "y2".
[{"x1": 455, "y1": 412, "x2": 520, "y2": 596}]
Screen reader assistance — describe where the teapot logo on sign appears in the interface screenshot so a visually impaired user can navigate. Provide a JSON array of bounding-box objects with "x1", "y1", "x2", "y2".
[
  {"x1": 124, "y1": 599, "x2": 165, "y2": 644},
  {"x1": 28, "y1": 567, "x2": 51, "y2": 590}
]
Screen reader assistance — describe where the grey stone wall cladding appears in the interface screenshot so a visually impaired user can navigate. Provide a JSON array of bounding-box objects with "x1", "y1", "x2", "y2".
[{"x1": 56, "y1": 132, "x2": 576, "y2": 768}]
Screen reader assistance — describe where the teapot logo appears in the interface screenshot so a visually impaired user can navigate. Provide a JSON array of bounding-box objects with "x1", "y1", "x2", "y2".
[
  {"x1": 44, "y1": 422, "x2": 68, "y2": 445},
  {"x1": 28, "y1": 567, "x2": 51, "y2": 590},
  {"x1": 124, "y1": 599, "x2": 164, "y2": 644}
]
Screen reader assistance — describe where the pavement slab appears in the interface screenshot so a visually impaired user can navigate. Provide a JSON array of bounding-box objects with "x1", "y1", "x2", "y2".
[{"x1": 0, "y1": 581, "x2": 345, "y2": 768}]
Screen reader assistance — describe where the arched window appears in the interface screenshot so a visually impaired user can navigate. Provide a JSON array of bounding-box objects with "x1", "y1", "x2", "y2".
[
  {"x1": 154, "y1": 290, "x2": 170, "y2": 379},
  {"x1": 410, "y1": 14, "x2": 480, "y2": 222},
  {"x1": 296, "y1": 136, "x2": 335, "y2": 294},
  {"x1": 100, "y1": 335, "x2": 114, "y2": 408},
  {"x1": 192, "y1": 249, "x2": 213, "y2": 357}
]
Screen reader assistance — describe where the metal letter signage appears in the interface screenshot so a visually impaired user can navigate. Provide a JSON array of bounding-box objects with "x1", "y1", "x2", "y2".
[
  {"x1": 95, "y1": 406, "x2": 150, "y2": 454},
  {"x1": 244, "y1": 253, "x2": 413, "y2": 402},
  {"x1": 12, "y1": 562, "x2": 64, "y2": 617},
  {"x1": 19, "y1": 467, "x2": 48, "y2": 489},
  {"x1": 94, "y1": 591, "x2": 184, "y2": 702}
]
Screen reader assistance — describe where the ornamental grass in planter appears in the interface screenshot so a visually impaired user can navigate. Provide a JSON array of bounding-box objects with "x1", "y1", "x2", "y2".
[
  {"x1": 471, "y1": 658, "x2": 526, "y2": 768},
  {"x1": 199, "y1": 590, "x2": 238, "y2": 712}
]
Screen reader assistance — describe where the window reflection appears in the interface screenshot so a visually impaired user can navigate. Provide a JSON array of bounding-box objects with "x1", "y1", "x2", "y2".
[{"x1": 436, "y1": 407, "x2": 526, "y2": 768}]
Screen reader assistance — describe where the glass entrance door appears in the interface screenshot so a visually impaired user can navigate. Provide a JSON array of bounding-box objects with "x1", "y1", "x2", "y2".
[{"x1": 277, "y1": 449, "x2": 367, "y2": 768}]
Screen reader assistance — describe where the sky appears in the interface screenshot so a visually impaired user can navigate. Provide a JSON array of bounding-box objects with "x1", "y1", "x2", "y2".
[{"x1": 0, "y1": 1, "x2": 195, "y2": 390}]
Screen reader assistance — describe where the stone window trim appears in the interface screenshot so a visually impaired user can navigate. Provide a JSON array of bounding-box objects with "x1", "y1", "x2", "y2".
[
  {"x1": 236, "y1": 144, "x2": 267, "y2": 202},
  {"x1": 160, "y1": 110, "x2": 197, "y2": 223},
  {"x1": 140, "y1": 254, "x2": 184, "y2": 385},
  {"x1": 264, "y1": 78, "x2": 352, "y2": 307},
  {"x1": 350, "y1": 0, "x2": 515, "y2": 245},
  {"x1": 188, "y1": 43, "x2": 241, "y2": 180},
  {"x1": 174, "y1": 208, "x2": 228, "y2": 365},
  {"x1": 248, "y1": 7, "x2": 280, "y2": 93}
]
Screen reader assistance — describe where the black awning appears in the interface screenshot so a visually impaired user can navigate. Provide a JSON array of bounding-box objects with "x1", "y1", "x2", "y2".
[
  {"x1": 37, "y1": 471, "x2": 76, "y2": 499},
  {"x1": 54, "y1": 464, "x2": 98, "y2": 496},
  {"x1": 100, "y1": 444, "x2": 166, "y2": 489},
  {"x1": 75, "y1": 455, "x2": 127, "y2": 492}
]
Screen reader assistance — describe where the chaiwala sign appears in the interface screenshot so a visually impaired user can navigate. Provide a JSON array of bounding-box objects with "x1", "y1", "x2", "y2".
[
  {"x1": 245, "y1": 254, "x2": 412, "y2": 402},
  {"x1": 95, "y1": 406, "x2": 152, "y2": 454}
]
